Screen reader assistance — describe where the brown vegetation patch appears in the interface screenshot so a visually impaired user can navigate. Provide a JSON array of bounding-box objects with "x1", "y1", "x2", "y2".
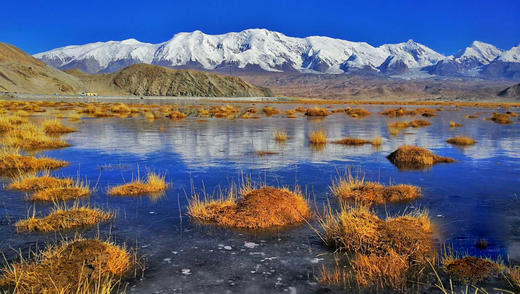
[
  {"x1": 3, "y1": 124, "x2": 70, "y2": 150},
  {"x1": 330, "y1": 174, "x2": 420, "y2": 205},
  {"x1": 108, "y1": 172, "x2": 167, "y2": 196},
  {"x1": 31, "y1": 186, "x2": 91, "y2": 202},
  {"x1": 167, "y1": 110, "x2": 187, "y2": 120},
  {"x1": 305, "y1": 106, "x2": 329, "y2": 116},
  {"x1": 490, "y1": 112, "x2": 513, "y2": 124},
  {"x1": 42, "y1": 119, "x2": 76, "y2": 134},
  {"x1": 446, "y1": 136, "x2": 476, "y2": 146},
  {"x1": 188, "y1": 186, "x2": 311, "y2": 230},
  {"x1": 309, "y1": 130, "x2": 327, "y2": 145},
  {"x1": 16, "y1": 206, "x2": 113, "y2": 232},
  {"x1": 449, "y1": 121, "x2": 463, "y2": 127},
  {"x1": 332, "y1": 137, "x2": 381, "y2": 146},
  {"x1": 262, "y1": 106, "x2": 280, "y2": 116},
  {"x1": 254, "y1": 151, "x2": 277, "y2": 156},
  {"x1": 387, "y1": 145, "x2": 455, "y2": 169},
  {"x1": 380, "y1": 107, "x2": 418, "y2": 117},
  {"x1": 8, "y1": 174, "x2": 73, "y2": 191},
  {"x1": 0, "y1": 149, "x2": 67, "y2": 174},
  {"x1": 0, "y1": 239, "x2": 132, "y2": 293},
  {"x1": 444, "y1": 256, "x2": 501, "y2": 283}
]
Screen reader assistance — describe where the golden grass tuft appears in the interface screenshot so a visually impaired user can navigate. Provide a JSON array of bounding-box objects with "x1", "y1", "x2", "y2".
[
  {"x1": 188, "y1": 185, "x2": 311, "y2": 230},
  {"x1": 330, "y1": 173, "x2": 421, "y2": 205},
  {"x1": 262, "y1": 106, "x2": 280, "y2": 116},
  {"x1": 506, "y1": 110, "x2": 518, "y2": 117},
  {"x1": 167, "y1": 110, "x2": 187, "y2": 120},
  {"x1": 68, "y1": 113, "x2": 82, "y2": 121},
  {"x1": 387, "y1": 145, "x2": 455, "y2": 169},
  {"x1": 449, "y1": 121, "x2": 463, "y2": 128},
  {"x1": 16, "y1": 204, "x2": 113, "y2": 233},
  {"x1": 442, "y1": 256, "x2": 501, "y2": 283},
  {"x1": 31, "y1": 182, "x2": 91, "y2": 202},
  {"x1": 388, "y1": 119, "x2": 431, "y2": 129},
  {"x1": 446, "y1": 136, "x2": 476, "y2": 146},
  {"x1": 344, "y1": 107, "x2": 371, "y2": 118},
  {"x1": 332, "y1": 136, "x2": 381, "y2": 146},
  {"x1": 380, "y1": 107, "x2": 418, "y2": 117},
  {"x1": 309, "y1": 130, "x2": 327, "y2": 145},
  {"x1": 490, "y1": 112, "x2": 513, "y2": 124},
  {"x1": 110, "y1": 103, "x2": 131, "y2": 113},
  {"x1": 274, "y1": 129, "x2": 287, "y2": 141},
  {"x1": 0, "y1": 238, "x2": 132, "y2": 293},
  {"x1": 3, "y1": 123, "x2": 71, "y2": 150},
  {"x1": 42, "y1": 119, "x2": 76, "y2": 134},
  {"x1": 508, "y1": 266, "x2": 520, "y2": 288},
  {"x1": 8, "y1": 173, "x2": 74, "y2": 191},
  {"x1": 316, "y1": 205, "x2": 434, "y2": 289},
  {"x1": 108, "y1": 172, "x2": 167, "y2": 196},
  {"x1": 305, "y1": 106, "x2": 330, "y2": 116},
  {"x1": 0, "y1": 148, "x2": 67, "y2": 174}
]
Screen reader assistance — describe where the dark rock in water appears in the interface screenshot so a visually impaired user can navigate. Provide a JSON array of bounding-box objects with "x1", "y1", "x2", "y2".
[{"x1": 497, "y1": 83, "x2": 520, "y2": 98}]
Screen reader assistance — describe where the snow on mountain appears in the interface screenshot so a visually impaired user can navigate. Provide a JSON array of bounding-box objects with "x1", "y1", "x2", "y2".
[
  {"x1": 34, "y1": 29, "x2": 445, "y2": 74},
  {"x1": 454, "y1": 41, "x2": 502, "y2": 66},
  {"x1": 497, "y1": 45, "x2": 520, "y2": 63},
  {"x1": 33, "y1": 29, "x2": 519, "y2": 79}
]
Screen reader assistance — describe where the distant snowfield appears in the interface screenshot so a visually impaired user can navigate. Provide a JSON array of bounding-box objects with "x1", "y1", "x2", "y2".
[{"x1": 34, "y1": 29, "x2": 520, "y2": 78}]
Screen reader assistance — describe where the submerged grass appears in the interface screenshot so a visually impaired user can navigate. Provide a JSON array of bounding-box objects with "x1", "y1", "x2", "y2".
[
  {"x1": 0, "y1": 237, "x2": 132, "y2": 293},
  {"x1": 108, "y1": 172, "x2": 167, "y2": 196}
]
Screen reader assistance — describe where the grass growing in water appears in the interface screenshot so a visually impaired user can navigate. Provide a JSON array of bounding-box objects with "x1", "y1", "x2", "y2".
[
  {"x1": 446, "y1": 136, "x2": 476, "y2": 146},
  {"x1": 0, "y1": 238, "x2": 132, "y2": 293},
  {"x1": 309, "y1": 130, "x2": 327, "y2": 145},
  {"x1": 16, "y1": 203, "x2": 113, "y2": 233},
  {"x1": 188, "y1": 182, "x2": 311, "y2": 230},
  {"x1": 387, "y1": 145, "x2": 455, "y2": 169},
  {"x1": 42, "y1": 119, "x2": 76, "y2": 134},
  {"x1": 0, "y1": 148, "x2": 67, "y2": 174},
  {"x1": 8, "y1": 172, "x2": 74, "y2": 191},
  {"x1": 332, "y1": 136, "x2": 381, "y2": 146},
  {"x1": 274, "y1": 129, "x2": 287, "y2": 141},
  {"x1": 330, "y1": 173, "x2": 421, "y2": 205},
  {"x1": 4, "y1": 123, "x2": 70, "y2": 150},
  {"x1": 31, "y1": 181, "x2": 91, "y2": 202},
  {"x1": 490, "y1": 113, "x2": 513, "y2": 124},
  {"x1": 108, "y1": 172, "x2": 167, "y2": 196}
]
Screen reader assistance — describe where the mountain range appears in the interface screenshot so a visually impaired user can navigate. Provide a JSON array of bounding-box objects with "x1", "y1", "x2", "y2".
[{"x1": 34, "y1": 29, "x2": 520, "y2": 79}]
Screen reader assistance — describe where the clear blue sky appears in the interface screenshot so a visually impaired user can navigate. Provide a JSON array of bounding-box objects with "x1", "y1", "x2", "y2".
[{"x1": 2, "y1": 0, "x2": 519, "y2": 55}]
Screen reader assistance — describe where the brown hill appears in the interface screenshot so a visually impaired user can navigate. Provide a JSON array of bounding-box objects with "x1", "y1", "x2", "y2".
[
  {"x1": 0, "y1": 42, "x2": 83, "y2": 94},
  {"x1": 66, "y1": 64, "x2": 272, "y2": 97}
]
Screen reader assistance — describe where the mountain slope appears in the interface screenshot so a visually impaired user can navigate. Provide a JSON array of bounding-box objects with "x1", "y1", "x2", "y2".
[
  {"x1": 67, "y1": 63, "x2": 272, "y2": 97},
  {"x1": 0, "y1": 42, "x2": 83, "y2": 93}
]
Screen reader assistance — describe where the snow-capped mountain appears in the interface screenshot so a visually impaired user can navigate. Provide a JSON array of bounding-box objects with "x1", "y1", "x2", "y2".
[{"x1": 34, "y1": 29, "x2": 519, "y2": 79}]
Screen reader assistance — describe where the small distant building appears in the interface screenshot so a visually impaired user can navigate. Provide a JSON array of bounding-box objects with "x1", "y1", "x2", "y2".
[{"x1": 81, "y1": 92, "x2": 98, "y2": 96}]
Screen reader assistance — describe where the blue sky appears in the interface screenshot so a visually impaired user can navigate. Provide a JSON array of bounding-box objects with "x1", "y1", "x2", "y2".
[{"x1": 2, "y1": 0, "x2": 519, "y2": 55}]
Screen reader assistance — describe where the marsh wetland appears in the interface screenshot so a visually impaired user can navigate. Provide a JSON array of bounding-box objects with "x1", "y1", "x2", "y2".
[{"x1": 0, "y1": 99, "x2": 519, "y2": 293}]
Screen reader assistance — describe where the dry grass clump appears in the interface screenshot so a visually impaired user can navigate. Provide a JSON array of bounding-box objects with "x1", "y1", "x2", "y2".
[
  {"x1": 344, "y1": 107, "x2": 371, "y2": 118},
  {"x1": 442, "y1": 256, "x2": 502, "y2": 283},
  {"x1": 208, "y1": 104, "x2": 238, "y2": 118},
  {"x1": 274, "y1": 129, "x2": 287, "y2": 141},
  {"x1": 0, "y1": 116, "x2": 26, "y2": 132},
  {"x1": 0, "y1": 238, "x2": 132, "y2": 293},
  {"x1": 446, "y1": 136, "x2": 476, "y2": 146},
  {"x1": 380, "y1": 107, "x2": 418, "y2": 117},
  {"x1": 508, "y1": 266, "x2": 520, "y2": 288},
  {"x1": 167, "y1": 110, "x2": 187, "y2": 120},
  {"x1": 68, "y1": 113, "x2": 82, "y2": 121},
  {"x1": 309, "y1": 130, "x2": 327, "y2": 145},
  {"x1": 388, "y1": 119, "x2": 431, "y2": 129},
  {"x1": 42, "y1": 119, "x2": 76, "y2": 134},
  {"x1": 465, "y1": 114, "x2": 479, "y2": 119},
  {"x1": 387, "y1": 145, "x2": 455, "y2": 169},
  {"x1": 108, "y1": 172, "x2": 167, "y2": 196},
  {"x1": 416, "y1": 108, "x2": 437, "y2": 117},
  {"x1": 305, "y1": 106, "x2": 330, "y2": 116},
  {"x1": 31, "y1": 184, "x2": 91, "y2": 202},
  {"x1": 0, "y1": 148, "x2": 67, "y2": 174},
  {"x1": 254, "y1": 151, "x2": 278, "y2": 156},
  {"x1": 330, "y1": 173, "x2": 420, "y2": 205},
  {"x1": 506, "y1": 110, "x2": 518, "y2": 117},
  {"x1": 188, "y1": 185, "x2": 311, "y2": 230},
  {"x1": 110, "y1": 103, "x2": 131, "y2": 113},
  {"x1": 317, "y1": 205, "x2": 434, "y2": 290},
  {"x1": 490, "y1": 112, "x2": 513, "y2": 124},
  {"x1": 332, "y1": 137, "x2": 381, "y2": 146},
  {"x1": 4, "y1": 123, "x2": 70, "y2": 150},
  {"x1": 449, "y1": 121, "x2": 463, "y2": 127},
  {"x1": 262, "y1": 106, "x2": 280, "y2": 116},
  {"x1": 8, "y1": 173, "x2": 73, "y2": 191},
  {"x1": 16, "y1": 204, "x2": 113, "y2": 233}
]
